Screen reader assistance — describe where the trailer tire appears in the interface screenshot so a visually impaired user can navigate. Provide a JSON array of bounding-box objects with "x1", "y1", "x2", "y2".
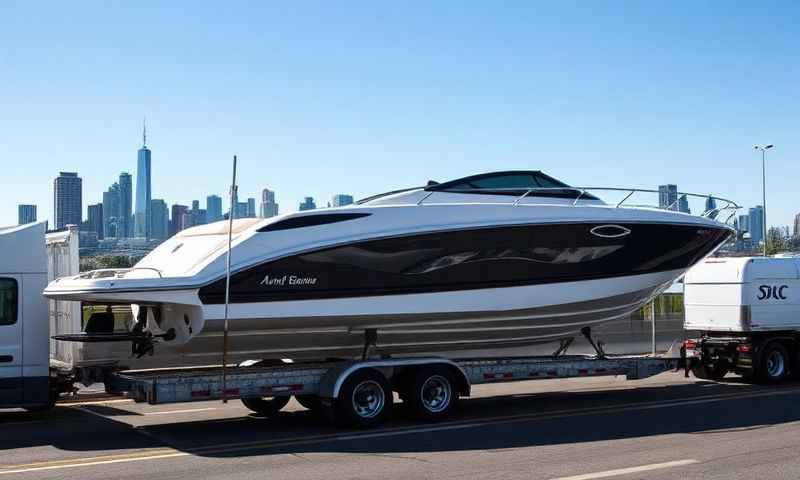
[
  {"x1": 403, "y1": 365, "x2": 458, "y2": 422},
  {"x1": 241, "y1": 395, "x2": 291, "y2": 416},
  {"x1": 691, "y1": 361, "x2": 729, "y2": 381},
  {"x1": 756, "y1": 342, "x2": 790, "y2": 384},
  {"x1": 334, "y1": 368, "x2": 391, "y2": 428},
  {"x1": 295, "y1": 394, "x2": 322, "y2": 412}
]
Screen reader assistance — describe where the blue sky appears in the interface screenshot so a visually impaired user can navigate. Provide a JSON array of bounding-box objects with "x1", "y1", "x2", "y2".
[{"x1": 2, "y1": 1, "x2": 798, "y2": 227}]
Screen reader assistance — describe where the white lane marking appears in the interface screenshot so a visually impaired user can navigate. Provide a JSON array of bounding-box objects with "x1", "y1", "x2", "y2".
[
  {"x1": 548, "y1": 459, "x2": 700, "y2": 480},
  {"x1": 144, "y1": 408, "x2": 218, "y2": 416},
  {"x1": 58, "y1": 398, "x2": 133, "y2": 407},
  {"x1": 0, "y1": 452, "x2": 189, "y2": 475}
]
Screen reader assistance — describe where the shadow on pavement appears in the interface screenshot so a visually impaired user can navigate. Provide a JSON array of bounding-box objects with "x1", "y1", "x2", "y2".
[{"x1": 3, "y1": 373, "x2": 797, "y2": 458}]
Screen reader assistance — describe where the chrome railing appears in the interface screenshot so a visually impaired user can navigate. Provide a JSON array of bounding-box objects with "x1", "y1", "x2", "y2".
[
  {"x1": 417, "y1": 187, "x2": 740, "y2": 224},
  {"x1": 72, "y1": 267, "x2": 164, "y2": 280}
]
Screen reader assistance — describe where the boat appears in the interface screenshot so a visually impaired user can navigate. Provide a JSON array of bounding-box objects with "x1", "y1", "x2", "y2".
[{"x1": 43, "y1": 171, "x2": 736, "y2": 364}]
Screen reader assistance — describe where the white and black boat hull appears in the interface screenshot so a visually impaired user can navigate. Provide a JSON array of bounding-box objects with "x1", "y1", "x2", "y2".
[{"x1": 44, "y1": 205, "x2": 733, "y2": 366}]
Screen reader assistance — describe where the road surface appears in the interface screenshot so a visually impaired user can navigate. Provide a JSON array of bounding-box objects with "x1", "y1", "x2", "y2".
[{"x1": 3, "y1": 371, "x2": 800, "y2": 480}]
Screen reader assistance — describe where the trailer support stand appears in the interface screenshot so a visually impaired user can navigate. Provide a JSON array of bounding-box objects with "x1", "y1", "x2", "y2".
[
  {"x1": 581, "y1": 327, "x2": 606, "y2": 359},
  {"x1": 552, "y1": 337, "x2": 574, "y2": 358}
]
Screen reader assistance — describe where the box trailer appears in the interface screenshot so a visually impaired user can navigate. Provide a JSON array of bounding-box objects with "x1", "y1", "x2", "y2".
[{"x1": 683, "y1": 256, "x2": 800, "y2": 383}]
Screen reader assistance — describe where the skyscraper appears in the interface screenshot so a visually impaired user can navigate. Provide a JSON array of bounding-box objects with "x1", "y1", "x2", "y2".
[
  {"x1": 170, "y1": 204, "x2": 188, "y2": 236},
  {"x1": 259, "y1": 189, "x2": 279, "y2": 218},
  {"x1": 749, "y1": 205, "x2": 764, "y2": 247},
  {"x1": 18, "y1": 204, "x2": 37, "y2": 225},
  {"x1": 184, "y1": 200, "x2": 207, "y2": 228},
  {"x1": 658, "y1": 184, "x2": 678, "y2": 211},
  {"x1": 331, "y1": 194, "x2": 354, "y2": 207},
  {"x1": 118, "y1": 172, "x2": 133, "y2": 238},
  {"x1": 53, "y1": 172, "x2": 82, "y2": 229},
  {"x1": 678, "y1": 196, "x2": 690, "y2": 214},
  {"x1": 246, "y1": 198, "x2": 256, "y2": 218},
  {"x1": 87, "y1": 203, "x2": 104, "y2": 239},
  {"x1": 704, "y1": 195, "x2": 718, "y2": 219},
  {"x1": 206, "y1": 195, "x2": 223, "y2": 223},
  {"x1": 794, "y1": 213, "x2": 800, "y2": 239},
  {"x1": 135, "y1": 121, "x2": 152, "y2": 238},
  {"x1": 102, "y1": 182, "x2": 121, "y2": 238},
  {"x1": 150, "y1": 199, "x2": 169, "y2": 240},
  {"x1": 299, "y1": 197, "x2": 316, "y2": 211}
]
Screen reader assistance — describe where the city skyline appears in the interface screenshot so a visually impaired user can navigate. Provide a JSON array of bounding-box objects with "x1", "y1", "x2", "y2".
[{"x1": 3, "y1": 3, "x2": 799, "y2": 229}]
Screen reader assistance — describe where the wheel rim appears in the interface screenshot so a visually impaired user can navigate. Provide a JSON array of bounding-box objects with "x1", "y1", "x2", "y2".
[
  {"x1": 351, "y1": 380, "x2": 385, "y2": 419},
  {"x1": 420, "y1": 375, "x2": 451, "y2": 413},
  {"x1": 767, "y1": 350, "x2": 786, "y2": 378}
]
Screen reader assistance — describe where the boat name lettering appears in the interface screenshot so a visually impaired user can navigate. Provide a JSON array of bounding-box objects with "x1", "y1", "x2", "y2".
[{"x1": 259, "y1": 274, "x2": 318, "y2": 287}]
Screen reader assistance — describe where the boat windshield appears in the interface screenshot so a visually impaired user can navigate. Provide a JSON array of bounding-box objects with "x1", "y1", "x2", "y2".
[{"x1": 425, "y1": 171, "x2": 597, "y2": 200}]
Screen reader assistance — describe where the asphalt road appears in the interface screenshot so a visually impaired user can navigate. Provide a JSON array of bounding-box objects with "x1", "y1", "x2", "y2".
[{"x1": 3, "y1": 371, "x2": 800, "y2": 480}]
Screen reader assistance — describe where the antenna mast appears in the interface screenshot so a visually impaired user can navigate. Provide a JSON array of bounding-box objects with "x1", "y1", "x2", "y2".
[{"x1": 222, "y1": 155, "x2": 237, "y2": 403}]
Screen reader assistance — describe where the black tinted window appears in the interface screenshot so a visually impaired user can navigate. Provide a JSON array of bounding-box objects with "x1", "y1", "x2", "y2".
[
  {"x1": 0, "y1": 278, "x2": 18, "y2": 326},
  {"x1": 463, "y1": 174, "x2": 537, "y2": 189}
]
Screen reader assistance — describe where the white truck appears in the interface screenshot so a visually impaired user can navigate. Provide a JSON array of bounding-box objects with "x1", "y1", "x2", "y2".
[
  {"x1": 683, "y1": 256, "x2": 800, "y2": 383},
  {"x1": 3, "y1": 221, "x2": 680, "y2": 427}
]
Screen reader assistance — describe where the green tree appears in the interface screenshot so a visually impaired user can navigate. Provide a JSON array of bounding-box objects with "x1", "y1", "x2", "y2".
[{"x1": 766, "y1": 227, "x2": 788, "y2": 256}]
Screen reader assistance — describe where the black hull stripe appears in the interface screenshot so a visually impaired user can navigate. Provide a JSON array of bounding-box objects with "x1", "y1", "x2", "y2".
[{"x1": 199, "y1": 222, "x2": 730, "y2": 305}]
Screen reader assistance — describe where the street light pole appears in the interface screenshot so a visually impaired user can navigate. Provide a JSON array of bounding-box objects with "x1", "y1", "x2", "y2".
[{"x1": 754, "y1": 144, "x2": 774, "y2": 257}]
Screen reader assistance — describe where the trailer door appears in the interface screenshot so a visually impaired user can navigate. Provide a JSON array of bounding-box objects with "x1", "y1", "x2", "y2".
[{"x1": 0, "y1": 275, "x2": 22, "y2": 406}]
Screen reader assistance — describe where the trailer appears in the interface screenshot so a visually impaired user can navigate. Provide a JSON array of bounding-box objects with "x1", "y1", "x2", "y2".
[
  {"x1": 683, "y1": 256, "x2": 800, "y2": 383},
  {"x1": 107, "y1": 343, "x2": 679, "y2": 428}
]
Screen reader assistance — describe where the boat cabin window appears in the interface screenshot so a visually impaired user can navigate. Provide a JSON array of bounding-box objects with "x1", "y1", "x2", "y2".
[
  {"x1": 425, "y1": 171, "x2": 597, "y2": 200},
  {"x1": 0, "y1": 278, "x2": 18, "y2": 326}
]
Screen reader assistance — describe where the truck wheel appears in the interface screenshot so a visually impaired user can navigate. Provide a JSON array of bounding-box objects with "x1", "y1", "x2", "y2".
[
  {"x1": 334, "y1": 368, "x2": 391, "y2": 428},
  {"x1": 403, "y1": 366, "x2": 458, "y2": 421},
  {"x1": 756, "y1": 342, "x2": 790, "y2": 384},
  {"x1": 241, "y1": 395, "x2": 291, "y2": 416},
  {"x1": 295, "y1": 394, "x2": 321, "y2": 411},
  {"x1": 691, "y1": 361, "x2": 729, "y2": 381}
]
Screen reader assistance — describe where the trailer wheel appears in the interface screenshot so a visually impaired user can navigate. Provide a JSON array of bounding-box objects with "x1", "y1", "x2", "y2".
[
  {"x1": 691, "y1": 361, "x2": 729, "y2": 381},
  {"x1": 404, "y1": 366, "x2": 458, "y2": 421},
  {"x1": 756, "y1": 342, "x2": 790, "y2": 384},
  {"x1": 295, "y1": 394, "x2": 322, "y2": 411},
  {"x1": 241, "y1": 395, "x2": 291, "y2": 416},
  {"x1": 334, "y1": 368, "x2": 391, "y2": 428}
]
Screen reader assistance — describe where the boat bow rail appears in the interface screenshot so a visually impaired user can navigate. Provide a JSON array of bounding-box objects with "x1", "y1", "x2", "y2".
[{"x1": 417, "y1": 186, "x2": 740, "y2": 224}]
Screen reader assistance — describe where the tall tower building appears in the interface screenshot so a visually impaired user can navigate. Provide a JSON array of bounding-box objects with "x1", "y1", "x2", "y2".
[
  {"x1": 18, "y1": 204, "x2": 37, "y2": 225},
  {"x1": 135, "y1": 120, "x2": 152, "y2": 238},
  {"x1": 246, "y1": 198, "x2": 256, "y2": 218},
  {"x1": 658, "y1": 184, "x2": 678, "y2": 211},
  {"x1": 794, "y1": 212, "x2": 800, "y2": 239},
  {"x1": 102, "y1": 182, "x2": 120, "y2": 238},
  {"x1": 748, "y1": 205, "x2": 764, "y2": 247},
  {"x1": 704, "y1": 195, "x2": 718, "y2": 219},
  {"x1": 331, "y1": 194, "x2": 354, "y2": 207},
  {"x1": 170, "y1": 204, "x2": 188, "y2": 236},
  {"x1": 259, "y1": 189, "x2": 279, "y2": 218},
  {"x1": 299, "y1": 197, "x2": 316, "y2": 211},
  {"x1": 87, "y1": 203, "x2": 104, "y2": 239},
  {"x1": 118, "y1": 172, "x2": 133, "y2": 238},
  {"x1": 53, "y1": 172, "x2": 82, "y2": 229},
  {"x1": 206, "y1": 195, "x2": 222, "y2": 222},
  {"x1": 150, "y1": 199, "x2": 169, "y2": 240}
]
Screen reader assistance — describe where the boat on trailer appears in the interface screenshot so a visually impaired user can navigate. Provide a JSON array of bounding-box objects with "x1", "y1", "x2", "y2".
[{"x1": 44, "y1": 171, "x2": 736, "y2": 364}]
